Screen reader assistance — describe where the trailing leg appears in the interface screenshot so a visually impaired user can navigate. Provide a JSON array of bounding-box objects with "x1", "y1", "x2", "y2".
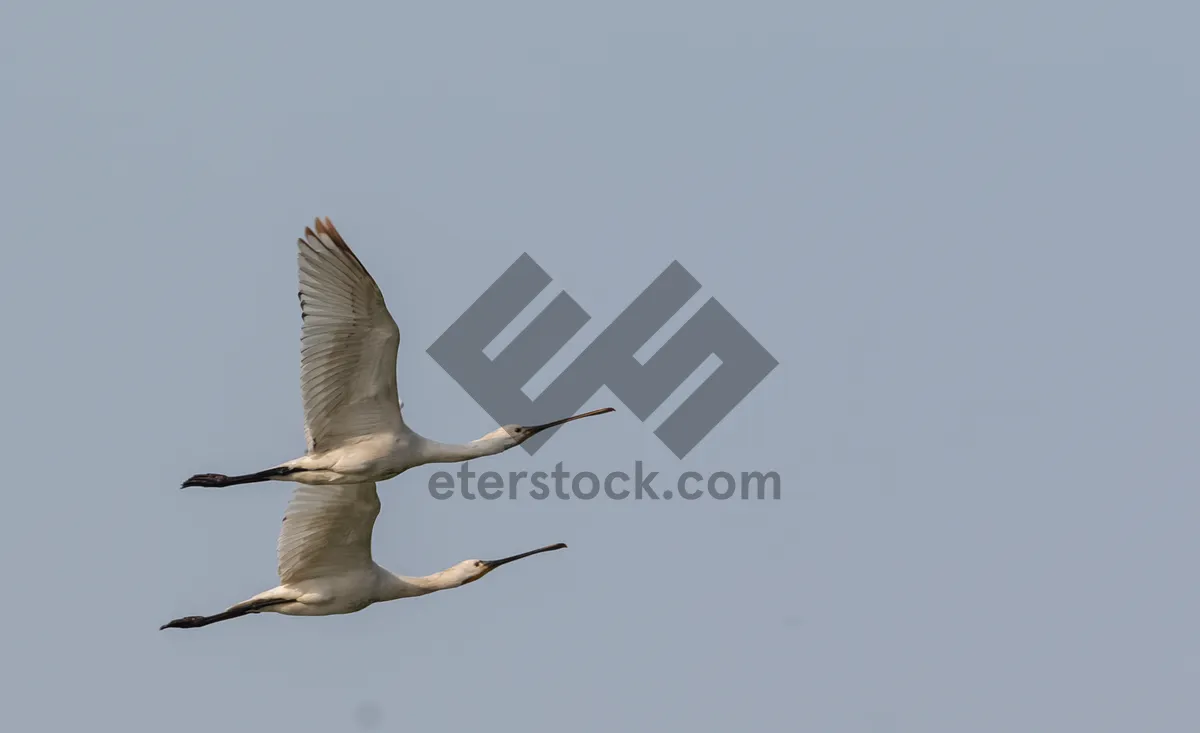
[
  {"x1": 160, "y1": 597, "x2": 290, "y2": 630},
  {"x1": 180, "y1": 466, "x2": 302, "y2": 489}
]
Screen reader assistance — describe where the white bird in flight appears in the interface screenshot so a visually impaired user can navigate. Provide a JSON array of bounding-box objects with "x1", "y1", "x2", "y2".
[
  {"x1": 181, "y1": 217, "x2": 614, "y2": 490},
  {"x1": 161, "y1": 481, "x2": 567, "y2": 630}
]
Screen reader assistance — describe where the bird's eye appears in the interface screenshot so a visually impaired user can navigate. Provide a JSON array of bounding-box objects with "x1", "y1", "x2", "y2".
[{"x1": 475, "y1": 561, "x2": 483, "y2": 567}]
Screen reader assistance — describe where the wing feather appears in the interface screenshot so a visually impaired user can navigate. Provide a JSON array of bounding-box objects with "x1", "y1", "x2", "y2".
[
  {"x1": 277, "y1": 482, "x2": 381, "y2": 584},
  {"x1": 297, "y1": 217, "x2": 405, "y2": 452}
]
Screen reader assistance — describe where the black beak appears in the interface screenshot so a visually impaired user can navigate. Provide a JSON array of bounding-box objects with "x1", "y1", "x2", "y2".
[
  {"x1": 482, "y1": 543, "x2": 568, "y2": 570},
  {"x1": 524, "y1": 407, "x2": 616, "y2": 435}
]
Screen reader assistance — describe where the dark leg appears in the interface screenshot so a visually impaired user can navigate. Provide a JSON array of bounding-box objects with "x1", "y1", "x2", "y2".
[
  {"x1": 180, "y1": 466, "x2": 301, "y2": 489},
  {"x1": 160, "y1": 598, "x2": 288, "y2": 630}
]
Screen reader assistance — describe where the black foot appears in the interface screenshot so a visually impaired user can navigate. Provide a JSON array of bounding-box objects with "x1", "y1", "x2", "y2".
[
  {"x1": 181, "y1": 473, "x2": 231, "y2": 489},
  {"x1": 161, "y1": 615, "x2": 207, "y2": 630}
]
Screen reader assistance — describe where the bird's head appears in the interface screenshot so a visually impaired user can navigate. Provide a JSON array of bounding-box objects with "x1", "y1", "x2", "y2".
[
  {"x1": 476, "y1": 407, "x2": 616, "y2": 449},
  {"x1": 447, "y1": 543, "x2": 569, "y2": 587}
]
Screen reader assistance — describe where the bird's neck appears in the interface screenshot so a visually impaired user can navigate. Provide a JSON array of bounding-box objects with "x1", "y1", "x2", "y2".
[
  {"x1": 414, "y1": 435, "x2": 507, "y2": 464},
  {"x1": 378, "y1": 570, "x2": 461, "y2": 601}
]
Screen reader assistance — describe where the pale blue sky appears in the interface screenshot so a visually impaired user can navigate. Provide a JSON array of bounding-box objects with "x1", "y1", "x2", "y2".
[{"x1": 2, "y1": 2, "x2": 1198, "y2": 731}]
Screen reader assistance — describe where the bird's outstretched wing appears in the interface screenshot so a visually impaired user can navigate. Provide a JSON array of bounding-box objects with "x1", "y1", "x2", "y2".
[
  {"x1": 277, "y1": 481, "x2": 381, "y2": 585},
  {"x1": 297, "y1": 217, "x2": 405, "y2": 453}
]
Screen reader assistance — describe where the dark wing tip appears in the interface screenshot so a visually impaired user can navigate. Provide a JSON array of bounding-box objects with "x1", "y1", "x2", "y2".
[
  {"x1": 314, "y1": 216, "x2": 347, "y2": 249},
  {"x1": 309, "y1": 216, "x2": 368, "y2": 270}
]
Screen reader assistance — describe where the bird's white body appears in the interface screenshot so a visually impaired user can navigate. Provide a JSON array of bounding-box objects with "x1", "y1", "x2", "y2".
[
  {"x1": 181, "y1": 217, "x2": 613, "y2": 491},
  {"x1": 279, "y1": 433, "x2": 457, "y2": 485},
  {"x1": 245, "y1": 567, "x2": 462, "y2": 618}
]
